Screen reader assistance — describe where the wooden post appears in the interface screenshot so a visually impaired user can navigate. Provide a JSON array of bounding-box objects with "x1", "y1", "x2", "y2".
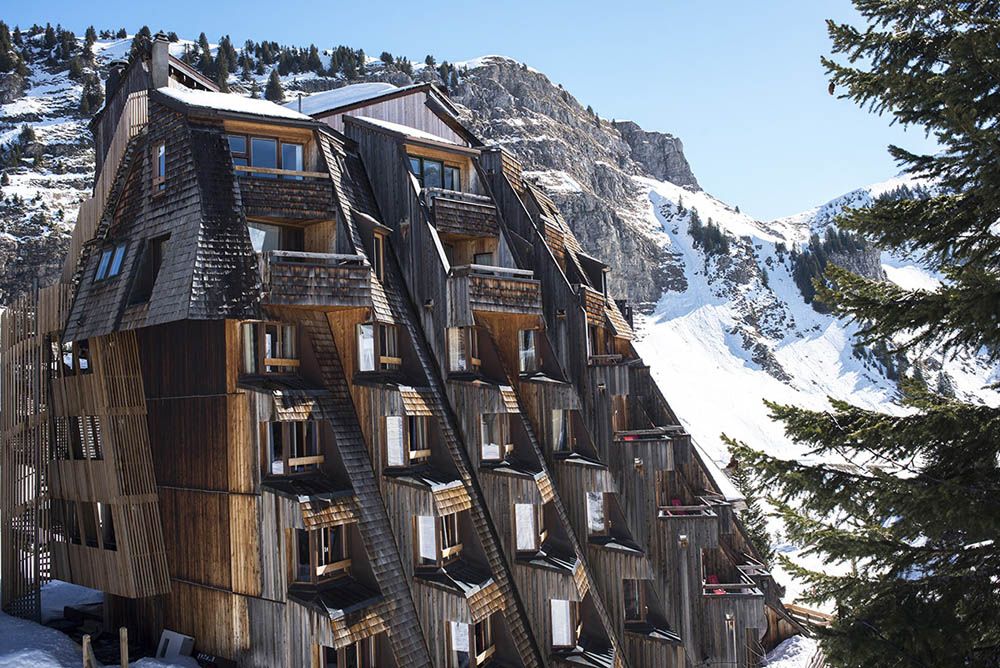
[
  {"x1": 120, "y1": 626, "x2": 128, "y2": 668},
  {"x1": 82, "y1": 634, "x2": 93, "y2": 668}
]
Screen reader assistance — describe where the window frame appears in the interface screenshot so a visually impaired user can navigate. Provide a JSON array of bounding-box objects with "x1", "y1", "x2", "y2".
[
  {"x1": 240, "y1": 320, "x2": 299, "y2": 375},
  {"x1": 550, "y1": 599, "x2": 580, "y2": 649},
  {"x1": 551, "y1": 409, "x2": 573, "y2": 455},
  {"x1": 514, "y1": 502, "x2": 545, "y2": 554},
  {"x1": 480, "y1": 413, "x2": 511, "y2": 462},
  {"x1": 447, "y1": 327, "x2": 481, "y2": 374},
  {"x1": 95, "y1": 243, "x2": 127, "y2": 282},
  {"x1": 372, "y1": 232, "x2": 385, "y2": 281},
  {"x1": 415, "y1": 512, "x2": 464, "y2": 569},
  {"x1": 518, "y1": 329, "x2": 539, "y2": 373},
  {"x1": 474, "y1": 614, "x2": 496, "y2": 666},
  {"x1": 623, "y1": 579, "x2": 647, "y2": 624},
  {"x1": 324, "y1": 635, "x2": 376, "y2": 668},
  {"x1": 408, "y1": 154, "x2": 462, "y2": 192},
  {"x1": 227, "y1": 132, "x2": 306, "y2": 178},
  {"x1": 262, "y1": 420, "x2": 323, "y2": 476},
  {"x1": 586, "y1": 491, "x2": 609, "y2": 536},
  {"x1": 297, "y1": 525, "x2": 351, "y2": 583},
  {"x1": 152, "y1": 141, "x2": 166, "y2": 193},
  {"x1": 358, "y1": 323, "x2": 401, "y2": 372}
]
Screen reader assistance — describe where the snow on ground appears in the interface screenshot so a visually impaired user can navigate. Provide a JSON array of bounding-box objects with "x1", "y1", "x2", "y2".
[
  {"x1": 41, "y1": 579, "x2": 103, "y2": 623},
  {"x1": 764, "y1": 634, "x2": 820, "y2": 667}
]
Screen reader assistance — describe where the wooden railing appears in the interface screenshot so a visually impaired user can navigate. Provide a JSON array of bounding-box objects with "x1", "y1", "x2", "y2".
[
  {"x1": 63, "y1": 90, "x2": 148, "y2": 281},
  {"x1": 785, "y1": 603, "x2": 834, "y2": 628},
  {"x1": 262, "y1": 251, "x2": 371, "y2": 309},
  {"x1": 702, "y1": 573, "x2": 762, "y2": 597},
  {"x1": 448, "y1": 264, "x2": 542, "y2": 318}
]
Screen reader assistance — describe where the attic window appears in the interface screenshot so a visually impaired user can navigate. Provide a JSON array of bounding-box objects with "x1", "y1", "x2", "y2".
[
  {"x1": 481, "y1": 413, "x2": 511, "y2": 462},
  {"x1": 515, "y1": 503, "x2": 544, "y2": 553},
  {"x1": 128, "y1": 234, "x2": 169, "y2": 304},
  {"x1": 518, "y1": 329, "x2": 539, "y2": 373},
  {"x1": 447, "y1": 327, "x2": 480, "y2": 374},
  {"x1": 95, "y1": 243, "x2": 127, "y2": 282},
  {"x1": 408, "y1": 155, "x2": 460, "y2": 191},
  {"x1": 416, "y1": 513, "x2": 463, "y2": 568},
  {"x1": 384, "y1": 415, "x2": 431, "y2": 467},
  {"x1": 357, "y1": 323, "x2": 401, "y2": 372},
  {"x1": 152, "y1": 142, "x2": 165, "y2": 193},
  {"x1": 550, "y1": 599, "x2": 579, "y2": 649},
  {"x1": 372, "y1": 232, "x2": 385, "y2": 281}
]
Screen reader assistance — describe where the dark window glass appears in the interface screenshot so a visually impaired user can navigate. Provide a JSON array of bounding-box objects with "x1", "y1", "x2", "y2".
[
  {"x1": 444, "y1": 166, "x2": 460, "y2": 191},
  {"x1": 422, "y1": 159, "x2": 443, "y2": 189},
  {"x1": 251, "y1": 137, "x2": 277, "y2": 177},
  {"x1": 409, "y1": 156, "x2": 421, "y2": 178}
]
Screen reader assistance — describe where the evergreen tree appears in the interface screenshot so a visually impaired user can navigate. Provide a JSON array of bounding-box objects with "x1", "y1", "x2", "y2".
[
  {"x1": 84, "y1": 25, "x2": 96, "y2": 49},
  {"x1": 129, "y1": 26, "x2": 151, "y2": 62},
  {"x1": 264, "y1": 68, "x2": 284, "y2": 102},
  {"x1": 197, "y1": 32, "x2": 213, "y2": 75},
  {"x1": 723, "y1": 439, "x2": 775, "y2": 566},
  {"x1": 424, "y1": 54, "x2": 436, "y2": 68},
  {"x1": 0, "y1": 21, "x2": 20, "y2": 73},
  {"x1": 732, "y1": 4, "x2": 1000, "y2": 667},
  {"x1": 215, "y1": 49, "x2": 229, "y2": 92}
]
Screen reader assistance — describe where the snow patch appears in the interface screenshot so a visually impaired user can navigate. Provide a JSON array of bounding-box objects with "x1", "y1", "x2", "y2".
[{"x1": 764, "y1": 635, "x2": 820, "y2": 667}]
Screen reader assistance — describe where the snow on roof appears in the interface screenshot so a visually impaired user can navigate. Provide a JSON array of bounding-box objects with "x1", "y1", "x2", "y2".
[
  {"x1": 158, "y1": 86, "x2": 313, "y2": 121},
  {"x1": 285, "y1": 82, "x2": 407, "y2": 116},
  {"x1": 351, "y1": 115, "x2": 459, "y2": 146}
]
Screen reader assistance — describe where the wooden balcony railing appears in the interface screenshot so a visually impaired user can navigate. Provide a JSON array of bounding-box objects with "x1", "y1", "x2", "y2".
[
  {"x1": 237, "y1": 167, "x2": 334, "y2": 221},
  {"x1": 449, "y1": 264, "x2": 542, "y2": 318},
  {"x1": 425, "y1": 188, "x2": 499, "y2": 238},
  {"x1": 702, "y1": 573, "x2": 762, "y2": 597},
  {"x1": 262, "y1": 251, "x2": 371, "y2": 310}
]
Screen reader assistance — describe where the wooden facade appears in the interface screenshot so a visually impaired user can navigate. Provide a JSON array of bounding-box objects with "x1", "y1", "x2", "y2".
[{"x1": 0, "y1": 38, "x2": 805, "y2": 668}]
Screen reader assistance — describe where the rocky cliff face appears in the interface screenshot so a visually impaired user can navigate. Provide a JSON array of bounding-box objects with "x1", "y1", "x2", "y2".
[{"x1": 612, "y1": 120, "x2": 698, "y2": 188}]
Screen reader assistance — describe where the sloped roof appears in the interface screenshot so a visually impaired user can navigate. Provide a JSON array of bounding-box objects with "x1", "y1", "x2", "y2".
[
  {"x1": 157, "y1": 87, "x2": 313, "y2": 122},
  {"x1": 285, "y1": 82, "x2": 399, "y2": 115}
]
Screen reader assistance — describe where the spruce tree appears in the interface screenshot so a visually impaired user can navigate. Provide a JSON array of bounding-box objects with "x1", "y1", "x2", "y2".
[
  {"x1": 732, "y1": 3, "x2": 1000, "y2": 667},
  {"x1": 264, "y1": 69, "x2": 284, "y2": 103}
]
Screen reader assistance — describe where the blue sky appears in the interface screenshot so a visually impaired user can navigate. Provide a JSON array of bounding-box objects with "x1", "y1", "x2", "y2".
[{"x1": 6, "y1": 0, "x2": 936, "y2": 220}]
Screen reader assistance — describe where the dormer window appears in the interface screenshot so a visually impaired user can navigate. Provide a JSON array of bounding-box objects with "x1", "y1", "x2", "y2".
[
  {"x1": 357, "y1": 323, "x2": 401, "y2": 372},
  {"x1": 296, "y1": 525, "x2": 350, "y2": 583},
  {"x1": 551, "y1": 599, "x2": 580, "y2": 649},
  {"x1": 241, "y1": 321, "x2": 298, "y2": 375},
  {"x1": 228, "y1": 133, "x2": 305, "y2": 179},
  {"x1": 57, "y1": 340, "x2": 92, "y2": 376},
  {"x1": 447, "y1": 327, "x2": 480, "y2": 374},
  {"x1": 323, "y1": 637, "x2": 376, "y2": 668},
  {"x1": 95, "y1": 243, "x2": 126, "y2": 282},
  {"x1": 408, "y1": 155, "x2": 461, "y2": 191},
  {"x1": 263, "y1": 420, "x2": 322, "y2": 475},
  {"x1": 385, "y1": 415, "x2": 431, "y2": 467},
  {"x1": 518, "y1": 329, "x2": 539, "y2": 373},
  {"x1": 152, "y1": 142, "x2": 165, "y2": 192},
  {"x1": 551, "y1": 410, "x2": 573, "y2": 454},
  {"x1": 514, "y1": 503, "x2": 545, "y2": 553},
  {"x1": 623, "y1": 580, "x2": 647, "y2": 624},
  {"x1": 586, "y1": 492, "x2": 608, "y2": 536},
  {"x1": 416, "y1": 512, "x2": 463, "y2": 568},
  {"x1": 480, "y1": 413, "x2": 511, "y2": 462},
  {"x1": 372, "y1": 232, "x2": 385, "y2": 281}
]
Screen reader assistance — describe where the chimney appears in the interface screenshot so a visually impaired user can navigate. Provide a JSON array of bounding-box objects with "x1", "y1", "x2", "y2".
[
  {"x1": 105, "y1": 60, "x2": 127, "y2": 101},
  {"x1": 151, "y1": 31, "x2": 170, "y2": 89}
]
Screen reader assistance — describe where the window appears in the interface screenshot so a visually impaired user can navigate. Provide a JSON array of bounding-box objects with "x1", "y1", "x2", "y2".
[
  {"x1": 450, "y1": 621, "x2": 470, "y2": 668},
  {"x1": 97, "y1": 502, "x2": 116, "y2": 551},
  {"x1": 62, "y1": 500, "x2": 80, "y2": 545},
  {"x1": 444, "y1": 165, "x2": 461, "y2": 191},
  {"x1": 416, "y1": 515, "x2": 439, "y2": 567},
  {"x1": 228, "y1": 134, "x2": 306, "y2": 179},
  {"x1": 472, "y1": 252, "x2": 494, "y2": 266},
  {"x1": 515, "y1": 503, "x2": 543, "y2": 553},
  {"x1": 474, "y1": 616, "x2": 496, "y2": 666},
  {"x1": 324, "y1": 637, "x2": 376, "y2": 668},
  {"x1": 385, "y1": 415, "x2": 430, "y2": 468},
  {"x1": 408, "y1": 155, "x2": 457, "y2": 191},
  {"x1": 57, "y1": 340, "x2": 92, "y2": 377},
  {"x1": 611, "y1": 395, "x2": 628, "y2": 433},
  {"x1": 298, "y1": 525, "x2": 350, "y2": 582},
  {"x1": 480, "y1": 414, "x2": 509, "y2": 462},
  {"x1": 357, "y1": 323, "x2": 401, "y2": 373},
  {"x1": 551, "y1": 600, "x2": 578, "y2": 649},
  {"x1": 263, "y1": 421, "x2": 322, "y2": 475},
  {"x1": 587, "y1": 492, "x2": 607, "y2": 535},
  {"x1": 129, "y1": 234, "x2": 169, "y2": 304},
  {"x1": 379, "y1": 324, "x2": 400, "y2": 370},
  {"x1": 152, "y1": 142, "x2": 166, "y2": 192},
  {"x1": 408, "y1": 416, "x2": 431, "y2": 463},
  {"x1": 518, "y1": 330, "x2": 538, "y2": 373},
  {"x1": 75, "y1": 340, "x2": 91, "y2": 374},
  {"x1": 247, "y1": 220, "x2": 304, "y2": 253},
  {"x1": 240, "y1": 321, "x2": 298, "y2": 375},
  {"x1": 551, "y1": 410, "x2": 572, "y2": 454},
  {"x1": 623, "y1": 580, "x2": 645, "y2": 623},
  {"x1": 416, "y1": 513, "x2": 463, "y2": 568},
  {"x1": 372, "y1": 233, "x2": 385, "y2": 281},
  {"x1": 448, "y1": 327, "x2": 480, "y2": 374},
  {"x1": 95, "y1": 243, "x2": 127, "y2": 281},
  {"x1": 80, "y1": 501, "x2": 99, "y2": 548}
]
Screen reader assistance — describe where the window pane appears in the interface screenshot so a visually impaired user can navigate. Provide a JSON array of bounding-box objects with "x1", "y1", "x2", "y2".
[
  {"x1": 444, "y1": 166, "x2": 460, "y2": 191},
  {"x1": 358, "y1": 324, "x2": 375, "y2": 371},
  {"x1": 95, "y1": 250, "x2": 112, "y2": 280},
  {"x1": 251, "y1": 137, "x2": 277, "y2": 176},
  {"x1": 109, "y1": 245, "x2": 126, "y2": 277},
  {"x1": 227, "y1": 134, "x2": 247, "y2": 154},
  {"x1": 587, "y1": 492, "x2": 606, "y2": 533},
  {"x1": 281, "y1": 143, "x2": 303, "y2": 179},
  {"x1": 448, "y1": 328, "x2": 466, "y2": 372},
  {"x1": 422, "y1": 159, "x2": 443, "y2": 189},
  {"x1": 417, "y1": 515, "x2": 437, "y2": 561},
  {"x1": 247, "y1": 221, "x2": 281, "y2": 253},
  {"x1": 551, "y1": 600, "x2": 573, "y2": 647},
  {"x1": 241, "y1": 323, "x2": 257, "y2": 374},
  {"x1": 552, "y1": 410, "x2": 568, "y2": 452},
  {"x1": 386, "y1": 416, "x2": 404, "y2": 467},
  {"x1": 515, "y1": 503, "x2": 537, "y2": 551},
  {"x1": 473, "y1": 252, "x2": 493, "y2": 266},
  {"x1": 156, "y1": 143, "x2": 165, "y2": 183},
  {"x1": 409, "y1": 156, "x2": 421, "y2": 179}
]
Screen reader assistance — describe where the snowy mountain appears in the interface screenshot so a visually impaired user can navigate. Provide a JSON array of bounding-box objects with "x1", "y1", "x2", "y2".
[{"x1": 2, "y1": 32, "x2": 996, "y2": 475}]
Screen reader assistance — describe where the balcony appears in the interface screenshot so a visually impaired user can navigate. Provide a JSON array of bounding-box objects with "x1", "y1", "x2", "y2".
[
  {"x1": 262, "y1": 251, "x2": 371, "y2": 310},
  {"x1": 448, "y1": 265, "x2": 542, "y2": 322},
  {"x1": 425, "y1": 188, "x2": 500, "y2": 239},
  {"x1": 236, "y1": 166, "x2": 334, "y2": 221}
]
